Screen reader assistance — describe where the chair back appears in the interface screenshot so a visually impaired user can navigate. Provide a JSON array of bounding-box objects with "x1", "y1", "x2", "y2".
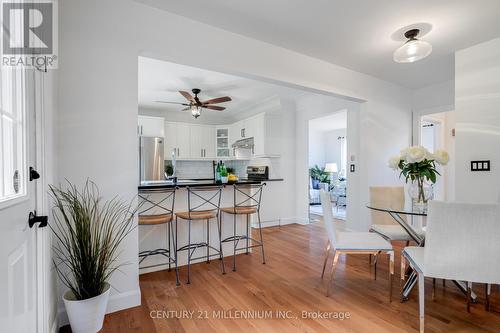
[
  {"x1": 232, "y1": 183, "x2": 265, "y2": 212},
  {"x1": 186, "y1": 186, "x2": 223, "y2": 218},
  {"x1": 424, "y1": 201, "x2": 500, "y2": 284},
  {"x1": 369, "y1": 186, "x2": 405, "y2": 225},
  {"x1": 138, "y1": 187, "x2": 176, "y2": 223},
  {"x1": 320, "y1": 190, "x2": 339, "y2": 246}
]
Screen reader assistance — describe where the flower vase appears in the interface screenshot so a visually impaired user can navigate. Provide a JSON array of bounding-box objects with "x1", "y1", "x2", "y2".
[{"x1": 408, "y1": 179, "x2": 434, "y2": 212}]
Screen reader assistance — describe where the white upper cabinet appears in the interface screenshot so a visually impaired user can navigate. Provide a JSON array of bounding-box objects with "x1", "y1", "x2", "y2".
[
  {"x1": 164, "y1": 121, "x2": 191, "y2": 159},
  {"x1": 190, "y1": 125, "x2": 215, "y2": 159},
  {"x1": 138, "y1": 115, "x2": 164, "y2": 137},
  {"x1": 163, "y1": 112, "x2": 280, "y2": 160},
  {"x1": 249, "y1": 113, "x2": 281, "y2": 157}
]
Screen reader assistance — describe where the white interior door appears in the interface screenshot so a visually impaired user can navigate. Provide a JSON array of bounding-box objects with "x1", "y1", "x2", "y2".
[{"x1": 0, "y1": 68, "x2": 41, "y2": 332}]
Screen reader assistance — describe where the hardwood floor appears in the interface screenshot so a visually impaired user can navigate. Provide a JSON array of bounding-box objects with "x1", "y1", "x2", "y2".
[{"x1": 94, "y1": 222, "x2": 499, "y2": 332}]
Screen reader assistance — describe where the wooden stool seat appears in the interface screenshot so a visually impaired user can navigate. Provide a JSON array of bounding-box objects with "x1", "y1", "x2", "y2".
[
  {"x1": 139, "y1": 213, "x2": 173, "y2": 225},
  {"x1": 221, "y1": 206, "x2": 258, "y2": 215},
  {"x1": 176, "y1": 210, "x2": 217, "y2": 220}
]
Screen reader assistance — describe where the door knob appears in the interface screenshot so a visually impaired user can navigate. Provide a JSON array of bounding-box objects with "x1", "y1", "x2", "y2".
[{"x1": 29, "y1": 167, "x2": 40, "y2": 181}]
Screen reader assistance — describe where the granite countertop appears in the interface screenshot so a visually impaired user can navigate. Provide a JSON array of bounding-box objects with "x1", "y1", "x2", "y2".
[{"x1": 138, "y1": 178, "x2": 283, "y2": 190}]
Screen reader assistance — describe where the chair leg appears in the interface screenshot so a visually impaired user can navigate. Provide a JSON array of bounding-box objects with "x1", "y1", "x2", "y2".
[
  {"x1": 174, "y1": 217, "x2": 180, "y2": 286},
  {"x1": 321, "y1": 241, "x2": 331, "y2": 279},
  {"x1": 257, "y1": 211, "x2": 266, "y2": 264},
  {"x1": 327, "y1": 251, "x2": 340, "y2": 297},
  {"x1": 232, "y1": 212, "x2": 237, "y2": 272},
  {"x1": 217, "y1": 214, "x2": 226, "y2": 275},
  {"x1": 400, "y1": 254, "x2": 406, "y2": 285},
  {"x1": 432, "y1": 278, "x2": 436, "y2": 301},
  {"x1": 418, "y1": 272, "x2": 425, "y2": 333},
  {"x1": 206, "y1": 218, "x2": 210, "y2": 264},
  {"x1": 168, "y1": 221, "x2": 171, "y2": 272},
  {"x1": 388, "y1": 251, "x2": 394, "y2": 302},
  {"x1": 485, "y1": 284, "x2": 491, "y2": 311},
  {"x1": 245, "y1": 214, "x2": 250, "y2": 255},
  {"x1": 373, "y1": 251, "x2": 380, "y2": 280},
  {"x1": 187, "y1": 219, "x2": 192, "y2": 284},
  {"x1": 467, "y1": 282, "x2": 472, "y2": 312}
]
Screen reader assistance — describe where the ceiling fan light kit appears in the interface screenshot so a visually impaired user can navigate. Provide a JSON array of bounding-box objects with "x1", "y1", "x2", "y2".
[
  {"x1": 156, "y1": 88, "x2": 232, "y2": 119},
  {"x1": 393, "y1": 28, "x2": 432, "y2": 63}
]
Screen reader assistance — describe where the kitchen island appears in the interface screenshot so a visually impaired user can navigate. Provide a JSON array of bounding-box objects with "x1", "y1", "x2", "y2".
[{"x1": 138, "y1": 179, "x2": 282, "y2": 274}]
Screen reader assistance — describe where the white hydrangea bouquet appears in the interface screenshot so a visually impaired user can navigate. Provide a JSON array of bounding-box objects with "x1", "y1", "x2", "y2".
[{"x1": 389, "y1": 146, "x2": 449, "y2": 206}]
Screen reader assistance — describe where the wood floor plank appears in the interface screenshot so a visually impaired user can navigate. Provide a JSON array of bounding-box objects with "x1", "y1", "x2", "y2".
[{"x1": 62, "y1": 221, "x2": 500, "y2": 333}]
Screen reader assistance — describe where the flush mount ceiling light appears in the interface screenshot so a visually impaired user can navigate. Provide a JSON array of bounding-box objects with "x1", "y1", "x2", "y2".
[
  {"x1": 393, "y1": 29, "x2": 432, "y2": 63},
  {"x1": 190, "y1": 105, "x2": 201, "y2": 118}
]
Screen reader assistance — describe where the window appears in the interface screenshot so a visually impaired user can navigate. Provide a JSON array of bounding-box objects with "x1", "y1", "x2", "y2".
[{"x1": 0, "y1": 69, "x2": 26, "y2": 203}]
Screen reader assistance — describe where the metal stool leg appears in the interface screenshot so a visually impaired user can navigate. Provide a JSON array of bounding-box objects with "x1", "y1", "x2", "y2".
[
  {"x1": 206, "y1": 218, "x2": 210, "y2": 263},
  {"x1": 173, "y1": 217, "x2": 180, "y2": 286},
  {"x1": 246, "y1": 214, "x2": 250, "y2": 254},
  {"x1": 217, "y1": 214, "x2": 226, "y2": 274},
  {"x1": 187, "y1": 218, "x2": 192, "y2": 284},
  {"x1": 257, "y1": 211, "x2": 266, "y2": 264},
  {"x1": 168, "y1": 220, "x2": 171, "y2": 272},
  {"x1": 233, "y1": 212, "x2": 237, "y2": 272}
]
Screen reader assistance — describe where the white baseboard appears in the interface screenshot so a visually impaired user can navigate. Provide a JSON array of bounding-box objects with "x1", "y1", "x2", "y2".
[
  {"x1": 57, "y1": 288, "x2": 141, "y2": 328},
  {"x1": 252, "y1": 217, "x2": 310, "y2": 228}
]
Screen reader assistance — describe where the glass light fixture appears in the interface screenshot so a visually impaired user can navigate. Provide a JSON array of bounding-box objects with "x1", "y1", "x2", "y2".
[
  {"x1": 393, "y1": 29, "x2": 432, "y2": 63},
  {"x1": 190, "y1": 105, "x2": 201, "y2": 118}
]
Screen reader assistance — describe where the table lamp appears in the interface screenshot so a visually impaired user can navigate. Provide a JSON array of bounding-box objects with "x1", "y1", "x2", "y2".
[{"x1": 324, "y1": 163, "x2": 338, "y2": 184}]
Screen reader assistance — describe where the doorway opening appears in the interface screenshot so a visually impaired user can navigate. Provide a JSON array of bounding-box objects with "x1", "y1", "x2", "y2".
[
  {"x1": 418, "y1": 110, "x2": 455, "y2": 201},
  {"x1": 308, "y1": 109, "x2": 347, "y2": 221}
]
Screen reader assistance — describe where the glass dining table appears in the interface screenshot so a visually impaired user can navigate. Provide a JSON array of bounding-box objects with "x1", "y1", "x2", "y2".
[{"x1": 366, "y1": 204, "x2": 477, "y2": 302}]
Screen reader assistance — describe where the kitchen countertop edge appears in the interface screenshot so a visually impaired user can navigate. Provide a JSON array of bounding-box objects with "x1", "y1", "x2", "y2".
[{"x1": 138, "y1": 179, "x2": 283, "y2": 190}]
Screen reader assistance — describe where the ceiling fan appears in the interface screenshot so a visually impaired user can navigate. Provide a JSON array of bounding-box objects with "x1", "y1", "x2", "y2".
[{"x1": 155, "y1": 88, "x2": 232, "y2": 118}]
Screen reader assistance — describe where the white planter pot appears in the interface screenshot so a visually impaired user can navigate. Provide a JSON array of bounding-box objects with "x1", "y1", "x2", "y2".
[{"x1": 63, "y1": 283, "x2": 110, "y2": 333}]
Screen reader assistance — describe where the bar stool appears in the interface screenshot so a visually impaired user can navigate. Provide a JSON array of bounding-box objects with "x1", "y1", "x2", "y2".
[
  {"x1": 221, "y1": 183, "x2": 266, "y2": 271},
  {"x1": 175, "y1": 186, "x2": 226, "y2": 284},
  {"x1": 138, "y1": 187, "x2": 180, "y2": 286}
]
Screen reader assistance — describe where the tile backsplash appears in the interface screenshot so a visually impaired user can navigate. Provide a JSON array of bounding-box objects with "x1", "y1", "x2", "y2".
[{"x1": 165, "y1": 159, "x2": 280, "y2": 180}]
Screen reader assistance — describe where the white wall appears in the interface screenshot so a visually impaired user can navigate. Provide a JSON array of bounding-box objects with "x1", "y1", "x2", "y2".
[
  {"x1": 58, "y1": 0, "x2": 412, "y2": 322},
  {"x1": 308, "y1": 130, "x2": 326, "y2": 167},
  {"x1": 455, "y1": 37, "x2": 500, "y2": 202}
]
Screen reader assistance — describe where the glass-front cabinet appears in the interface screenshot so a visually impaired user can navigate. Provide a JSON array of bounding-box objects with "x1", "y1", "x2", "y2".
[{"x1": 216, "y1": 127, "x2": 230, "y2": 158}]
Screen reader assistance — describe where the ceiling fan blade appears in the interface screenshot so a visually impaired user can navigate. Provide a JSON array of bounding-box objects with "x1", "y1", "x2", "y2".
[
  {"x1": 179, "y1": 90, "x2": 195, "y2": 103},
  {"x1": 203, "y1": 105, "x2": 225, "y2": 111},
  {"x1": 202, "y1": 96, "x2": 232, "y2": 105},
  {"x1": 155, "y1": 101, "x2": 190, "y2": 106},
  {"x1": 181, "y1": 107, "x2": 191, "y2": 112}
]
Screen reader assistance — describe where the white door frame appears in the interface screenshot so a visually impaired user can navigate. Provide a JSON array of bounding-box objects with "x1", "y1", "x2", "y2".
[{"x1": 32, "y1": 69, "x2": 54, "y2": 333}]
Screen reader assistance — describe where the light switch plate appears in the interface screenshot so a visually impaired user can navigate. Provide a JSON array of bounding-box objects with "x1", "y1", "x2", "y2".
[{"x1": 471, "y1": 160, "x2": 490, "y2": 171}]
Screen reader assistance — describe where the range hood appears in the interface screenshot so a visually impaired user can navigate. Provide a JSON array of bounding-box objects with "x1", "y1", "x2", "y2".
[
  {"x1": 232, "y1": 137, "x2": 254, "y2": 150},
  {"x1": 232, "y1": 137, "x2": 254, "y2": 159}
]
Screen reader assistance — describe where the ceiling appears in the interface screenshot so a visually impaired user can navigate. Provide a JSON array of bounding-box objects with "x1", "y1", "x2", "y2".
[
  {"x1": 136, "y1": 0, "x2": 500, "y2": 89},
  {"x1": 138, "y1": 56, "x2": 300, "y2": 123},
  {"x1": 309, "y1": 110, "x2": 347, "y2": 133}
]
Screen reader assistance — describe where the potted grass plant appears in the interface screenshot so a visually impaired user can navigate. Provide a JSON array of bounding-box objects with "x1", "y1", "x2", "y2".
[{"x1": 49, "y1": 180, "x2": 135, "y2": 333}]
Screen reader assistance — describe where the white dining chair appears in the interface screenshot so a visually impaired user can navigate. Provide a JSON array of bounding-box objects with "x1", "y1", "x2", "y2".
[
  {"x1": 402, "y1": 201, "x2": 500, "y2": 333},
  {"x1": 320, "y1": 190, "x2": 394, "y2": 301}
]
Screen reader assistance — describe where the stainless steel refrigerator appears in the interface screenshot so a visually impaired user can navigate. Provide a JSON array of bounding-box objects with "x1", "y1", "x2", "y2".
[{"x1": 139, "y1": 136, "x2": 165, "y2": 182}]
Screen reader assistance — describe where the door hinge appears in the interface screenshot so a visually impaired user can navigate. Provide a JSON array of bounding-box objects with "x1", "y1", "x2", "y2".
[
  {"x1": 29, "y1": 167, "x2": 40, "y2": 181},
  {"x1": 28, "y1": 211, "x2": 48, "y2": 228}
]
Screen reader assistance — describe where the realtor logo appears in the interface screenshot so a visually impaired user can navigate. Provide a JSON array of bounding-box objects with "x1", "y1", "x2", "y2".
[{"x1": 1, "y1": 0, "x2": 58, "y2": 69}]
